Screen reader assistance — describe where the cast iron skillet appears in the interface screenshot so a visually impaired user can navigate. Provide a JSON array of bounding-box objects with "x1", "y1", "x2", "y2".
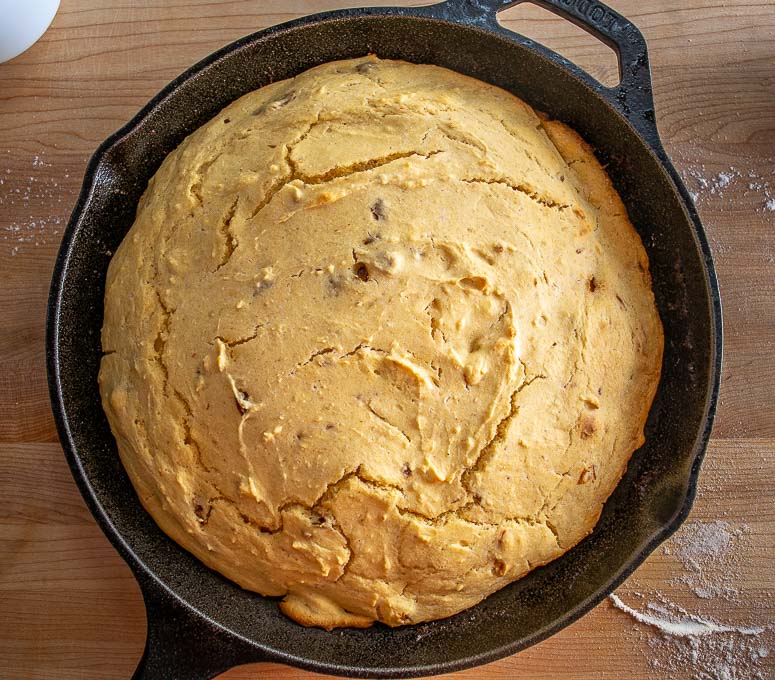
[{"x1": 47, "y1": 0, "x2": 722, "y2": 677}]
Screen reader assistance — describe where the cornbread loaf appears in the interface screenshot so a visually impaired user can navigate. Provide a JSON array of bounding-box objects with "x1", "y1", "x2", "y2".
[{"x1": 99, "y1": 56, "x2": 663, "y2": 629}]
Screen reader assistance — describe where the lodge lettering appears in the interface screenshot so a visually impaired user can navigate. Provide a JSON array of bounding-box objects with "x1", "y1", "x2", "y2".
[{"x1": 559, "y1": 0, "x2": 617, "y2": 30}]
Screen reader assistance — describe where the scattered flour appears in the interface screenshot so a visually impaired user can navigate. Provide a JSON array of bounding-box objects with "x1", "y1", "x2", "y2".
[
  {"x1": 685, "y1": 167, "x2": 740, "y2": 201},
  {"x1": 682, "y1": 164, "x2": 774, "y2": 214},
  {"x1": 2, "y1": 215, "x2": 62, "y2": 253},
  {"x1": 611, "y1": 520, "x2": 772, "y2": 679},
  {"x1": 610, "y1": 594, "x2": 764, "y2": 638},
  {"x1": 679, "y1": 163, "x2": 774, "y2": 264},
  {"x1": 1, "y1": 152, "x2": 67, "y2": 255},
  {"x1": 646, "y1": 633, "x2": 771, "y2": 680},
  {"x1": 715, "y1": 171, "x2": 733, "y2": 190},
  {"x1": 666, "y1": 520, "x2": 748, "y2": 600}
]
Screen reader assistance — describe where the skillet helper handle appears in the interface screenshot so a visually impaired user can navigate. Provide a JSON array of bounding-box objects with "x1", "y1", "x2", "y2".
[
  {"x1": 133, "y1": 579, "x2": 266, "y2": 680},
  {"x1": 425, "y1": 0, "x2": 660, "y2": 146}
]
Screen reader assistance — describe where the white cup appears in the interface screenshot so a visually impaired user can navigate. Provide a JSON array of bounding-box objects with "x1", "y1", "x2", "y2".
[{"x1": 0, "y1": 0, "x2": 61, "y2": 63}]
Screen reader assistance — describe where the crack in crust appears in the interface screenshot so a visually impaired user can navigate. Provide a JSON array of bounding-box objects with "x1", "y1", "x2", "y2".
[
  {"x1": 299, "y1": 346, "x2": 336, "y2": 367},
  {"x1": 249, "y1": 159, "x2": 293, "y2": 219},
  {"x1": 439, "y1": 126, "x2": 488, "y2": 158},
  {"x1": 249, "y1": 147, "x2": 445, "y2": 221},
  {"x1": 286, "y1": 342, "x2": 386, "y2": 377},
  {"x1": 460, "y1": 177, "x2": 569, "y2": 210},
  {"x1": 198, "y1": 490, "x2": 356, "y2": 583},
  {"x1": 216, "y1": 324, "x2": 265, "y2": 349},
  {"x1": 461, "y1": 369, "x2": 546, "y2": 492},
  {"x1": 171, "y1": 387, "x2": 212, "y2": 474},
  {"x1": 152, "y1": 289, "x2": 173, "y2": 393},
  {"x1": 297, "y1": 150, "x2": 443, "y2": 186},
  {"x1": 365, "y1": 401, "x2": 411, "y2": 444},
  {"x1": 190, "y1": 152, "x2": 223, "y2": 206},
  {"x1": 150, "y1": 288, "x2": 215, "y2": 477},
  {"x1": 213, "y1": 196, "x2": 239, "y2": 272}
]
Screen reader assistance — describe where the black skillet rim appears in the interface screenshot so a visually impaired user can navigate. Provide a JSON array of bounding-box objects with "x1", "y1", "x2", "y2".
[{"x1": 46, "y1": 3, "x2": 723, "y2": 677}]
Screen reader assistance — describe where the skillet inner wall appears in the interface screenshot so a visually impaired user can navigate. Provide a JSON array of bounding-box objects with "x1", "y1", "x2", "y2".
[{"x1": 56, "y1": 14, "x2": 711, "y2": 671}]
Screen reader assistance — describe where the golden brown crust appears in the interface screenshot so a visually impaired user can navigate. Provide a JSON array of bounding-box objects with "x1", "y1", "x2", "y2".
[
  {"x1": 99, "y1": 56, "x2": 663, "y2": 629},
  {"x1": 280, "y1": 590, "x2": 374, "y2": 631}
]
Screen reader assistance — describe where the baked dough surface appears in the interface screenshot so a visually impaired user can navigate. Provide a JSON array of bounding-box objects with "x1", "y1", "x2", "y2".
[{"x1": 99, "y1": 56, "x2": 663, "y2": 629}]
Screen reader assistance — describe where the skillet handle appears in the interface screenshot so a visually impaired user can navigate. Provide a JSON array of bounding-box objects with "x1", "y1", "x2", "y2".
[
  {"x1": 423, "y1": 0, "x2": 660, "y2": 147},
  {"x1": 132, "y1": 578, "x2": 267, "y2": 680}
]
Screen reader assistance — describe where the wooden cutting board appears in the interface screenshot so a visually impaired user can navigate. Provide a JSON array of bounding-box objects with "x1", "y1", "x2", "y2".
[{"x1": 1, "y1": 1, "x2": 772, "y2": 678}]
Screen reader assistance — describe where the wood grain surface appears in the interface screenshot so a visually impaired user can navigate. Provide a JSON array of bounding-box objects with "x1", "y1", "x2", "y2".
[{"x1": 1, "y1": 1, "x2": 773, "y2": 678}]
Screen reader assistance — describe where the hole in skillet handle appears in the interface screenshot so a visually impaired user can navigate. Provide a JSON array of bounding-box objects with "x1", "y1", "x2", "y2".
[
  {"x1": 422, "y1": 0, "x2": 660, "y2": 150},
  {"x1": 495, "y1": 3, "x2": 620, "y2": 87}
]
